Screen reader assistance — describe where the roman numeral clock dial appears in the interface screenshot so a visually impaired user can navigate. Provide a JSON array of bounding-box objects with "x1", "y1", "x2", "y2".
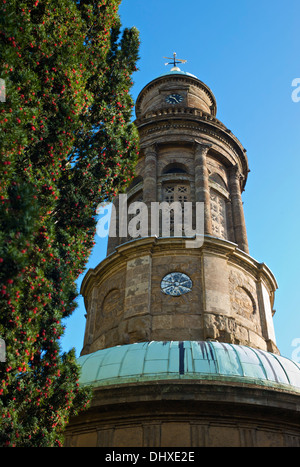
[{"x1": 165, "y1": 93, "x2": 183, "y2": 104}]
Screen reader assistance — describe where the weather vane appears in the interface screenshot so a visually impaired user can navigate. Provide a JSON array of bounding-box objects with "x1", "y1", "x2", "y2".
[{"x1": 164, "y1": 52, "x2": 187, "y2": 71}]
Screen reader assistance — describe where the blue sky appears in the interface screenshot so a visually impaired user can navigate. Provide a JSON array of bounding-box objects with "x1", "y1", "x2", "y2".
[{"x1": 61, "y1": 0, "x2": 300, "y2": 361}]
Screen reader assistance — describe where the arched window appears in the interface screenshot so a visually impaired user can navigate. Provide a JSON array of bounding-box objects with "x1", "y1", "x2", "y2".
[
  {"x1": 210, "y1": 189, "x2": 227, "y2": 240},
  {"x1": 95, "y1": 289, "x2": 121, "y2": 337},
  {"x1": 209, "y1": 173, "x2": 228, "y2": 190},
  {"x1": 162, "y1": 162, "x2": 188, "y2": 175},
  {"x1": 208, "y1": 172, "x2": 229, "y2": 240},
  {"x1": 162, "y1": 182, "x2": 190, "y2": 236},
  {"x1": 163, "y1": 183, "x2": 190, "y2": 204}
]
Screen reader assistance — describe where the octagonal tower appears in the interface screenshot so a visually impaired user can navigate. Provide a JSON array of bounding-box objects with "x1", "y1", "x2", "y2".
[
  {"x1": 65, "y1": 65, "x2": 300, "y2": 448},
  {"x1": 80, "y1": 67, "x2": 278, "y2": 356}
]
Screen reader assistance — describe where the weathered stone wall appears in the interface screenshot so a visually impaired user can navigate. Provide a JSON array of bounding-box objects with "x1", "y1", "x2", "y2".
[
  {"x1": 67, "y1": 417, "x2": 300, "y2": 448},
  {"x1": 135, "y1": 75, "x2": 217, "y2": 118},
  {"x1": 86, "y1": 72, "x2": 277, "y2": 356},
  {"x1": 69, "y1": 70, "x2": 289, "y2": 449},
  {"x1": 81, "y1": 237, "x2": 278, "y2": 356},
  {"x1": 65, "y1": 381, "x2": 300, "y2": 447}
]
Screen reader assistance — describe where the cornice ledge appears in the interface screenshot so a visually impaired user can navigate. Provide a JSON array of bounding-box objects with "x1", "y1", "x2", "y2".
[
  {"x1": 256, "y1": 261, "x2": 279, "y2": 292},
  {"x1": 226, "y1": 245, "x2": 278, "y2": 292},
  {"x1": 80, "y1": 236, "x2": 278, "y2": 298}
]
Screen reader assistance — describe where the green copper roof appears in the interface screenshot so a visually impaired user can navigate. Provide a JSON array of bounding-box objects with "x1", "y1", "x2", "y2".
[
  {"x1": 77, "y1": 341, "x2": 300, "y2": 393},
  {"x1": 157, "y1": 69, "x2": 198, "y2": 79}
]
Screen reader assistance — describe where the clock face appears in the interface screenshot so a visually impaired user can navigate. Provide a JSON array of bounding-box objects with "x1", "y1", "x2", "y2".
[
  {"x1": 165, "y1": 93, "x2": 183, "y2": 104},
  {"x1": 161, "y1": 272, "x2": 192, "y2": 297}
]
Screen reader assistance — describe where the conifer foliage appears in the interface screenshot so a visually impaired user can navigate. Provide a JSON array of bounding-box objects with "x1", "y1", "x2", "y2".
[{"x1": 0, "y1": 0, "x2": 139, "y2": 446}]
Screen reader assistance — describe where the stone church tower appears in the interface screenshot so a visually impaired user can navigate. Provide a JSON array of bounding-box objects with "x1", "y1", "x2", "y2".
[{"x1": 65, "y1": 60, "x2": 300, "y2": 447}]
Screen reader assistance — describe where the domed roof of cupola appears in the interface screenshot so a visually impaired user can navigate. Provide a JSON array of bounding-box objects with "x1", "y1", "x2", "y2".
[
  {"x1": 157, "y1": 68, "x2": 198, "y2": 79},
  {"x1": 77, "y1": 341, "x2": 300, "y2": 394}
]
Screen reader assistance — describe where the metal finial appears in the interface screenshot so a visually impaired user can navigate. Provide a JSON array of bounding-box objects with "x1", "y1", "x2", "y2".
[{"x1": 163, "y1": 52, "x2": 187, "y2": 71}]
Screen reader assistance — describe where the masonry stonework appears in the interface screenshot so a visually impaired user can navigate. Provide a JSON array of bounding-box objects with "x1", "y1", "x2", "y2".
[
  {"x1": 81, "y1": 236, "x2": 277, "y2": 355},
  {"x1": 65, "y1": 67, "x2": 300, "y2": 447}
]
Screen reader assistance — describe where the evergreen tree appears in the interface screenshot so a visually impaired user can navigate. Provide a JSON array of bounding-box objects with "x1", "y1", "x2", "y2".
[{"x1": 0, "y1": 0, "x2": 139, "y2": 446}]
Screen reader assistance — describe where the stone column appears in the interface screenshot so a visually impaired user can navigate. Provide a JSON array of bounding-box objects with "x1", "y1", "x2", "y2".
[
  {"x1": 225, "y1": 198, "x2": 235, "y2": 243},
  {"x1": 106, "y1": 195, "x2": 119, "y2": 255},
  {"x1": 143, "y1": 145, "x2": 157, "y2": 204},
  {"x1": 143, "y1": 145, "x2": 157, "y2": 237},
  {"x1": 229, "y1": 165, "x2": 249, "y2": 253},
  {"x1": 194, "y1": 141, "x2": 212, "y2": 235}
]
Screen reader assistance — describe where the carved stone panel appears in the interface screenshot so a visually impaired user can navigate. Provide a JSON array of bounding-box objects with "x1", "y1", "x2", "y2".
[{"x1": 210, "y1": 189, "x2": 227, "y2": 240}]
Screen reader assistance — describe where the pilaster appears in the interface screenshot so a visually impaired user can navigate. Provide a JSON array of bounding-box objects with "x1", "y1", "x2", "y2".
[
  {"x1": 143, "y1": 144, "x2": 157, "y2": 204},
  {"x1": 194, "y1": 141, "x2": 212, "y2": 235},
  {"x1": 229, "y1": 165, "x2": 249, "y2": 253}
]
